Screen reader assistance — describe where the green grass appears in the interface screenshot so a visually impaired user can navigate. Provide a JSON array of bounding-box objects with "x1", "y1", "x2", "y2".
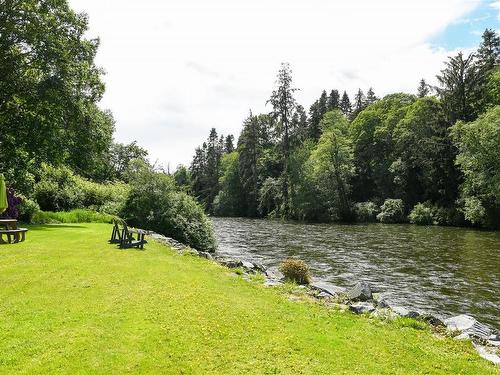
[
  {"x1": 31, "y1": 209, "x2": 115, "y2": 224},
  {"x1": 0, "y1": 224, "x2": 496, "y2": 374}
]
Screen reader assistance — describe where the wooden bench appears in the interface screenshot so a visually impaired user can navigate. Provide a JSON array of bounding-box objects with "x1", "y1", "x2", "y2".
[
  {"x1": 0, "y1": 228, "x2": 28, "y2": 244},
  {"x1": 109, "y1": 220, "x2": 148, "y2": 250}
]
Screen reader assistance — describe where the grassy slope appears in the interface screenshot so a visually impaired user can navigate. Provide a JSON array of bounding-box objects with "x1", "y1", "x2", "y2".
[{"x1": 0, "y1": 223, "x2": 496, "y2": 374}]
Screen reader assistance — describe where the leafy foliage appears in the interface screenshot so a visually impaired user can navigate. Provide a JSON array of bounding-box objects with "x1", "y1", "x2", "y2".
[
  {"x1": 122, "y1": 164, "x2": 216, "y2": 252},
  {"x1": 451, "y1": 106, "x2": 500, "y2": 227},
  {"x1": 33, "y1": 164, "x2": 129, "y2": 215},
  {"x1": 376, "y1": 199, "x2": 405, "y2": 224},
  {"x1": 408, "y1": 203, "x2": 434, "y2": 225},
  {"x1": 354, "y1": 201, "x2": 379, "y2": 222}
]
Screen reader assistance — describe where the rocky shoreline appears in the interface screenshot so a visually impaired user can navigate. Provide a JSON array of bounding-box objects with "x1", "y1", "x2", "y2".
[{"x1": 150, "y1": 232, "x2": 500, "y2": 365}]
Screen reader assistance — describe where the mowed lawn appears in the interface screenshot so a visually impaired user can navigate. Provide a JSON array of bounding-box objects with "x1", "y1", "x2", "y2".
[{"x1": 0, "y1": 224, "x2": 496, "y2": 374}]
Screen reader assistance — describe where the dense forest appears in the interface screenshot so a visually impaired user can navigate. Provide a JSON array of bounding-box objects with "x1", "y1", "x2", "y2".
[{"x1": 187, "y1": 30, "x2": 500, "y2": 228}]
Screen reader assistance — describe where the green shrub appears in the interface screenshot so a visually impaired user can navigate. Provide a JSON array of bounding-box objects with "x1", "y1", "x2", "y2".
[
  {"x1": 31, "y1": 209, "x2": 115, "y2": 224},
  {"x1": 279, "y1": 259, "x2": 311, "y2": 285},
  {"x1": 376, "y1": 199, "x2": 405, "y2": 224},
  {"x1": 431, "y1": 206, "x2": 465, "y2": 227},
  {"x1": 17, "y1": 195, "x2": 40, "y2": 223},
  {"x1": 462, "y1": 196, "x2": 486, "y2": 226},
  {"x1": 121, "y1": 167, "x2": 216, "y2": 252},
  {"x1": 354, "y1": 201, "x2": 379, "y2": 222},
  {"x1": 33, "y1": 164, "x2": 129, "y2": 214},
  {"x1": 34, "y1": 165, "x2": 84, "y2": 211},
  {"x1": 408, "y1": 202, "x2": 434, "y2": 225}
]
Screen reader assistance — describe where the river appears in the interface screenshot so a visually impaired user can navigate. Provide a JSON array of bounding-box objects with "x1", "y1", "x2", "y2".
[{"x1": 212, "y1": 217, "x2": 500, "y2": 329}]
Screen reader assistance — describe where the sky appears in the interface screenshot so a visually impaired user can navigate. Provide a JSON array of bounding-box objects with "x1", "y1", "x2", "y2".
[{"x1": 68, "y1": 0, "x2": 500, "y2": 170}]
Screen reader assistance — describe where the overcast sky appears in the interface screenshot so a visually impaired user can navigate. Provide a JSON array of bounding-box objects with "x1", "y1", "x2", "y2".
[{"x1": 68, "y1": 0, "x2": 500, "y2": 169}]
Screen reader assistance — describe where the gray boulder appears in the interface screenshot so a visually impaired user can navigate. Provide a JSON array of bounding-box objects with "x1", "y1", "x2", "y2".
[
  {"x1": 241, "y1": 260, "x2": 255, "y2": 271},
  {"x1": 253, "y1": 262, "x2": 267, "y2": 273},
  {"x1": 311, "y1": 281, "x2": 346, "y2": 297},
  {"x1": 265, "y1": 268, "x2": 284, "y2": 281},
  {"x1": 350, "y1": 302, "x2": 375, "y2": 314},
  {"x1": 198, "y1": 252, "x2": 213, "y2": 260},
  {"x1": 347, "y1": 282, "x2": 372, "y2": 301},
  {"x1": 444, "y1": 314, "x2": 491, "y2": 340},
  {"x1": 392, "y1": 306, "x2": 420, "y2": 319}
]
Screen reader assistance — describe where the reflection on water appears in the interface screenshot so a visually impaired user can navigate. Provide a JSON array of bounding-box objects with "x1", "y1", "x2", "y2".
[{"x1": 212, "y1": 217, "x2": 500, "y2": 329}]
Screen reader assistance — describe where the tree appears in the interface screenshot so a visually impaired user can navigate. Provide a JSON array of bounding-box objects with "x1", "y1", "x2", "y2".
[
  {"x1": 366, "y1": 88, "x2": 378, "y2": 105},
  {"x1": 351, "y1": 88, "x2": 366, "y2": 119},
  {"x1": 0, "y1": 0, "x2": 113, "y2": 192},
  {"x1": 350, "y1": 93, "x2": 416, "y2": 201},
  {"x1": 267, "y1": 63, "x2": 298, "y2": 217},
  {"x1": 173, "y1": 165, "x2": 191, "y2": 193},
  {"x1": 306, "y1": 111, "x2": 354, "y2": 221},
  {"x1": 224, "y1": 135, "x2": 235, "y2": 153},
  {"x1": 451, "y1": 106, "x2": 500, "y2": 227},
  {"x1": 308, "y1": 101, "x2": 321, "y2": 141},
  {"x1": 417, "y1": 79, "x2": 430, "y2": 98},
  {"x1": 436, "y1": 52, "x2": 485, "y2": 124},
  {"x1": 291, "y1": 104, "x2": 308, "y2": 146},
  {"x1": 340, "y1": 91, "x2": 352, "y2": 116},
  {"x1": 327, "y1": 90, "x2": 340, "y2": 111},
  {"x1": 392, "y1": 97, "x2": 459, "y2": 208},
  {"x1": 238, "y1": 113, "x2": 273, "y2": 217},
  {"x1": 477, "y1": 28, "x2": 500, "y2": 72},
  {"x1": 212, "y1": 152, "x2": 244, "y2": 216},
  {"x1": 105, "y1": 141, "x2": 148, "y2": 182}
]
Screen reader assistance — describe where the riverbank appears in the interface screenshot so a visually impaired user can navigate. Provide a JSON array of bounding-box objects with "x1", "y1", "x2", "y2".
[
  {"x1": 0, "y1": 223, "x2": 496, "y2": 374},
  {"x1": 212, "y1": 217, "x2": 500, "y2": 330}
]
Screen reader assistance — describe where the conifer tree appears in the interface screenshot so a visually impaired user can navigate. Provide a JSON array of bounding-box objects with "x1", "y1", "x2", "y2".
[
  {"x1": 417, "y1": 79, "x2": 430, "y2": 98},
  {"x1": 477, "y1": 28, "x2": 500, "y2": 72},
  {"x1": 267, "y1": 63, "x2": 298, "y2": 217},
  {"x1": 340, "y1": 91, "x2": 352, "y2": 116},
  {"x1": 366, "y1": 88, "x2": 378, "y2": 105},
  {"x1": 327, "y1": 89, "x2": 340, "y2": 111},
  {"x1": 351, "y1": 89, "x2": 366, "y2": 119}
]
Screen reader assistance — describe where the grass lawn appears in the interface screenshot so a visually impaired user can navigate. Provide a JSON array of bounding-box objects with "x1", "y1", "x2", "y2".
[{"x1": 0, "y1": 223, "x2": 497, "y2": 374}]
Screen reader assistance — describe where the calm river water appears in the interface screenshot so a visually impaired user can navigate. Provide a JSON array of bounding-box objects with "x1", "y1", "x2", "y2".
[{"x1": 212, "y1": 217, "x2": 500, "y2": 329}]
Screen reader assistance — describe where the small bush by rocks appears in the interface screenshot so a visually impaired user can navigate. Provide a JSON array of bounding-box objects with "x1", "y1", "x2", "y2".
[{"x1": 279, "y1": 259, "x2": 311, "y2": 285}]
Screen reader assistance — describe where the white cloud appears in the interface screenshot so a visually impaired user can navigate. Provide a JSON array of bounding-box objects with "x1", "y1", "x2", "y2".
[{"x1": 68, "y1": 0, "x2": 481, "y2": 168}]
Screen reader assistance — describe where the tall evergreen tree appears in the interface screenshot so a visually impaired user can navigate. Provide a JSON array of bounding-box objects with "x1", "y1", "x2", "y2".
[
  {"x1": 417, "y1": 79, "x2": 430, "y2": 98},
  {"x1": 477, "y1": 28, "x2": 500, "y2": 72},
  {"x1": 308, "y1": 101, "x2": 321, "y2": 141},
  {"x1": 340, "y1": 91, "x2": 352, "y2": 116},
  {"x1": 267, "y1": 63, "x2": 298, "y2": 217},
  {"x1": 366, "y1": 88, "x2": 378, "y2": 105},
  {"x1": 327, "y1": 89, "x2": 340, "y2": 111},
  {"x1": 318, "y1": 90, "x2": 328, "y2": 117},
  {"x1": 238, "y1": 112, "x2": 270, "y2": 216},
  {"x1": 351, "y1": 88, "x2": 366, "y2": 119},
  {"x1": 291, "y1": 104, "x2": 308, "y2": 146},
  {"x1": 436, "y1": 52, "x2": 485, "y2": 124},
  {"x1": 224, "y1": 135, "x2": 235, "y2": 153}
]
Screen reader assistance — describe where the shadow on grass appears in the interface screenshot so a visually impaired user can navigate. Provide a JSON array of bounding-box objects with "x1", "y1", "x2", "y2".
[{"x1": 27, "y1": 224, "x2": 89, "y2": 231}]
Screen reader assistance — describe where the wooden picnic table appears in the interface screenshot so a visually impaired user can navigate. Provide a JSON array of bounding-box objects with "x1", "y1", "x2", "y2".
[
  {"x1": 0, "y1": 219, "x2": 28, "y2": 244},
  {"x1": 0, "y1": 219, "x2": 18, "y2": 230}
]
